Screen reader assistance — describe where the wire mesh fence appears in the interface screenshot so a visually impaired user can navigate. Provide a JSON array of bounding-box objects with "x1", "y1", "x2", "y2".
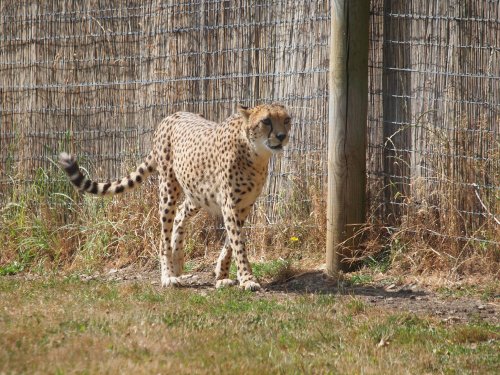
[
  {"x1": 368, "y1": 0, "x2": 500, "y2": 252},
  {"x1": 0, "y1": 0, "x2": 330, "y2": 228},
  {"x1": 1, "y1": 1, "x2": 498, "y2": 255}
]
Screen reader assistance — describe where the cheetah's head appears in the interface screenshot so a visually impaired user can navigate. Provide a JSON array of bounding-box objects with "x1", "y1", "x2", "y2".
[{"x1": 238, "y1": 103, "x2": 291, "y2": 154}]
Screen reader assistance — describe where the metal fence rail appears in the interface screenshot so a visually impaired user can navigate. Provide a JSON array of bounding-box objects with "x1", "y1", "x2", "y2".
[{"x1": 1, "y1": 0, "x2": 498, "y2": 251}]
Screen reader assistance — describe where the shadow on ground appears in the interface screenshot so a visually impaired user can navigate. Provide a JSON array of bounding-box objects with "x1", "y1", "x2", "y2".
[
  {"x1": 265, "y1": 271, "x2": 498, "y2": 324},
  {"x1": 266, "y1": 270, "x2": 427, "y2": 298},
  {"x1": 97, "y1": 267, "x2": 498, "y2": 324}
]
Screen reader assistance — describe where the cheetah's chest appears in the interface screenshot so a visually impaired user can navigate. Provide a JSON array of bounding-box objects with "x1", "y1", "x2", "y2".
[
  {"x1": 176, "y1": 165, "x2": 222, "y2": 215},
  {"x1": 231, "y1": 177, "x2": 266, "y2": 209}
]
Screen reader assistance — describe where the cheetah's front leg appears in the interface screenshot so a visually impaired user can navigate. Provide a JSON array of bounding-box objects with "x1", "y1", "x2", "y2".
[
  {"x1": 221, "y1": 206, "x2": 260, "y2": 291},
  {"x1": 215, "y1": 240, "x2": 237, "y2": 288}
]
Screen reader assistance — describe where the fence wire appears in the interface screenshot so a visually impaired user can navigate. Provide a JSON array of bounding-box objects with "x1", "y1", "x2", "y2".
[
  {"x1": 0, "y1": 0, "x2": 330, "y2": 227},
  {"x1": 368, "y1": 0, "x2": 500, "y2": 248},
  {"x1": 1, "y1": 0, "x2": 498, "y2": 250}
]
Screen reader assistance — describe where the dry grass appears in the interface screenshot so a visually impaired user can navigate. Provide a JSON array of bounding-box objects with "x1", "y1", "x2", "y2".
[
  {"x1": 1, "y1": 277, "x2": 498, "y2": 374},
  {"x1": 0, "y1": 163, "x2": 326, "y2": 278},
  {"x1": 1, "y1": 149, "x2": 498, "y2": 288},
  {"x1": 348, "y1": 116, "x2": 500, "y2": 282}
]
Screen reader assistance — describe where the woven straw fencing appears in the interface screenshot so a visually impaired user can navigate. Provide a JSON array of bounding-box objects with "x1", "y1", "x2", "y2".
[{"x1": 1, "y1": 0, "x2": 498, "y2": 253}]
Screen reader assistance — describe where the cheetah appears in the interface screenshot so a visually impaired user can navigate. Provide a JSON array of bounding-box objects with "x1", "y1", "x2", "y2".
[{"x1": 59, "y1": 104, "x2": 291, "y2": 291}]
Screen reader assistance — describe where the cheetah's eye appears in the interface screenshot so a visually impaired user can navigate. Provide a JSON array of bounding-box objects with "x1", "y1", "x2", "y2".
[
  {"x1": 261, "y1": 118, "x2": 272, "y2": 126},
  {"x1": 284, "y1": 117, "x2": 291, "y2": 125}
]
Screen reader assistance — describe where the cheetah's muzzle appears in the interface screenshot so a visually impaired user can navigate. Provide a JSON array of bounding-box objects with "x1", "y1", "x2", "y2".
[{"x1": 267, "y1": 142, "x2": 284, "y2": 151}]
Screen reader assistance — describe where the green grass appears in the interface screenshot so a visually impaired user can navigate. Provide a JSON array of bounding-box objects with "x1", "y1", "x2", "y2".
[
  {"x1": 0, "y1": 261, "x2": 25, "y2": 276},
  {"x1": 0, "y1": 278, "x2": 498, "y2": 374},
  {"x1": 437, "y1": 284, "x2": 499, "y2": 302},
  {"x1": 348, "y1": 273, "x2": 373, "y2": 285},
  {"x1": 229, "y1": 258, "x2": 293, "y2": 282}
]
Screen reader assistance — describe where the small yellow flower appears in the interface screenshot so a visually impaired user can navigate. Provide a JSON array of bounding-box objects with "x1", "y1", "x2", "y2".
[{"x1": 290, "y1": 236, "x2": 299, "y2": 242}]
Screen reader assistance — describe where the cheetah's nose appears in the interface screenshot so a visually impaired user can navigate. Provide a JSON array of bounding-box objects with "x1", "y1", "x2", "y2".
[{"x1": 276, "y1": 133, "x2": 286, "y2": 142}]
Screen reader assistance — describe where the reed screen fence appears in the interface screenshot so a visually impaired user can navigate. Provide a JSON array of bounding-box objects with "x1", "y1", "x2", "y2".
[{"x1": 1, "y1": 1, "x2": 498, "y2": 251}]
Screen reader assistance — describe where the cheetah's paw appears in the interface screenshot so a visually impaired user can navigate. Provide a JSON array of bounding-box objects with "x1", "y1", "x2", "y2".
[
  {"x1": 215, "y1": 279, "x2": 237, "y2": 289},
  {"x1": 161, "y1": 276, "x2": 182, "y2": 288},
  {"x1": 240, "y1": 280, "x2": 261, "y2": 292}
]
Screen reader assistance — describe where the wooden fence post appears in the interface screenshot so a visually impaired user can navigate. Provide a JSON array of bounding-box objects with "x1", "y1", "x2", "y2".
[{"x1": 326, "y1": 1, "x2": 370, "y2": 276}]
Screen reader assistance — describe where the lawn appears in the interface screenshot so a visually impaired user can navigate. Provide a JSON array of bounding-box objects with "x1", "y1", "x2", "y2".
[{"x1": 1, "y1": 277, "x2": 498, "y2": 374}]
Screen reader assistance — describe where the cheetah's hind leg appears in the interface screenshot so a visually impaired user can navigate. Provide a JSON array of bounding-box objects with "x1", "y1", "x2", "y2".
[
  {"x1": 158, "y1": 174, "x2": 182, "y2": 287},
  {"x1": 171, "y1": 199, "x2": 199, "y2": 276}
]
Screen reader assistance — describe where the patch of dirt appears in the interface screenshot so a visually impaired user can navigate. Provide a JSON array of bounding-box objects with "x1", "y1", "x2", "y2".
[
  {"x1": 84, "y1": 268, "x2": 499, "y2": 324},
  {"x1": 266, "y1": 271, "x2": 499, "y2": 325}
]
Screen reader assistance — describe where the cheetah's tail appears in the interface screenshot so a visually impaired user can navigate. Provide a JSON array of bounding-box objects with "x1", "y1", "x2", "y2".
[{"x1": 58, "y1": 151, "x2": 157, "y2": 195}]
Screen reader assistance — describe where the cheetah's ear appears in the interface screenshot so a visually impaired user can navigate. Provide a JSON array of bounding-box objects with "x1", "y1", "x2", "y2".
[{"x1": 237, "y1": 104, "x2": 252, "y2": 120}]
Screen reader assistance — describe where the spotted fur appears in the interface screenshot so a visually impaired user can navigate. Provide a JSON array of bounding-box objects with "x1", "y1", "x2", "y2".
[{"x1": 59, "y1": 104, "x2": 291, "y2": 291}]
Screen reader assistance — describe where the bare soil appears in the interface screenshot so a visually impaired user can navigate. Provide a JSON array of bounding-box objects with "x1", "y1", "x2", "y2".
[{"x1": 78, "y1": 267, "x2": 499, "y2": 325}]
